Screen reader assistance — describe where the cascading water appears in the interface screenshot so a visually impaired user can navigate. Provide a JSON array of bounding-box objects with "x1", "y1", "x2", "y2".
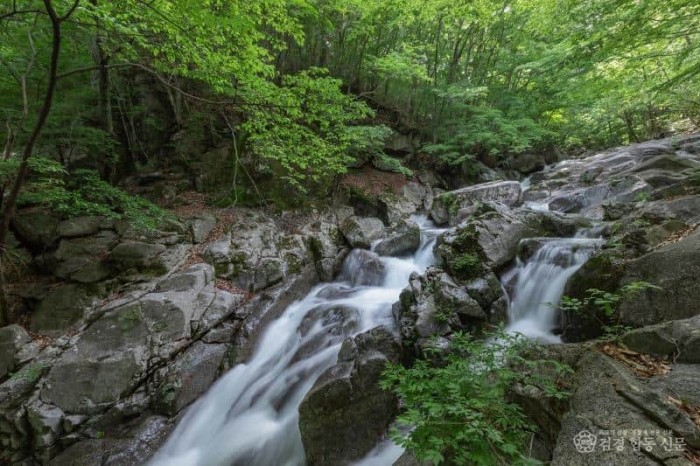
[
  {"x1": 504, "y1": 236, "x2": 601, "y2": 343},
  {"x1": 149, "y1": 215, "x2": 444, "y2": 466},
  {"x1": 505, "y1": 178, "x2": 604, "y2": 342}
]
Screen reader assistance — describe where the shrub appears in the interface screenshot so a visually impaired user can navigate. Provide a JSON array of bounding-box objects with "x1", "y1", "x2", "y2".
[
  {"x1": 17, "y1": 164, "x2": 172, "y2": 230},
  {"x1": 559, "y1": 281, "x2": 661, "y2": 339},
  {"x1": 381, "y1": 331, "x2": 571, "y2": 465}
]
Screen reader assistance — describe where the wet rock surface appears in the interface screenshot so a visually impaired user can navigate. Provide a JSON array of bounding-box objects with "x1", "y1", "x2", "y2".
[{"x1": 299, "y1": 326, "x2": 402, "y2": 466}]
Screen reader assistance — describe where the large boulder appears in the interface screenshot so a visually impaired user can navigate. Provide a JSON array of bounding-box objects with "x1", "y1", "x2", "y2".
[
  {"x1": 436, "y1": 209, "x2": 539, "y2": 272},
  {"x1": 202, "y1": 210, "x2": 334, "y2": 292},
  {"x1": 40, "y1": 232, "x2": 117, "y2": 283},
  {"x1": 517, "y1": 343, "x2": 700, "y2": 466},
  {"x1": 30, "y1": 284, "x2": 96, "y2": 337},
  {"x1": 152, "y1": 341, "x2": 227, "y2": 415},
  {"x1": 56, "y1": 216, "x2": 101, "y2": 238},
  {"x1": 621, "y1": 315, "x2": 700, "y2": 363},
  {"x1": 340, "y1": 216, "x2": 385, "y2": 249},
  {"x1": 110, "y1": 241, "x2": 168, "y2": 273},
  {"x1": 12, "y1": 212, "x2": 60, "y2": 250},
  {"x1": 299, "y1": 327, "x2": 401, "y2": 466},
  {"x1": 48, "y1": 415, "x2": 172, "y2": 466},
  {"x1": 41, "y1": 350, "x2": 141, "y2": 415},
  {"x1": 373, "y1": 220, "x2": 420, "y2": 257},
  {"x1": 548, "y1": 176, "x2": 651, "y2": 217},
  {"x1": 429, "y1": 181, "x2": 522, "y2": 225},
  {"x1": 185, "y1": 213, "x2": 217, "y2": 244},
  {"x1": 395, "y1": 268, "x2": 490, "y2": 359},
  {"x1": 39, "y1": 264, "x2": 240, "y2": 416},
  {"x1": 298, "y1": 208, "x2": 352, "y2": 281},
  {"x1": 618, "y1": 227, "x2": 700, "y2": 327},
  {"x1": 511, "y1": 153, "x2": 546, "y2": 175}
]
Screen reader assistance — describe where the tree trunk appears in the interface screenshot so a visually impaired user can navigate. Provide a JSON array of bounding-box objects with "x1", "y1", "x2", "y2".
[{"x1": 0, "y1": 0, "x2": 70, "y2": 326}]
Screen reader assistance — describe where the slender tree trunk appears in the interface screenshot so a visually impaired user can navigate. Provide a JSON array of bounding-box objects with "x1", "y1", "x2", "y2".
[{"x1": 0, "y1": 0, "x2": 71, "y2": 326}]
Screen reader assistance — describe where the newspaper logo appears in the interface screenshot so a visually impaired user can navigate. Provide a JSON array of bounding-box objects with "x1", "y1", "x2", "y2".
[{"x1": 573, "y1": 430, "x2": 597, "y2": 453}]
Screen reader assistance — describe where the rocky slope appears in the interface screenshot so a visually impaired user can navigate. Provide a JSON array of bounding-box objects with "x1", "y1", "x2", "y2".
[
  {"x1": 0, "y1": 206, "x2": 351, "y2": 463},
  {"x1": 1, "y1": 133, "x2": 700, "y2": 465},
  {"x1": 0, "y1": 175, "x2": 437, "y2": 464}
]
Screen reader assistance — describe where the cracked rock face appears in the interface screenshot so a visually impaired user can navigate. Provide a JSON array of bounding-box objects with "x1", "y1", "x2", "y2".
[
  {"x1": 1, "y1": 205, "x2": 353, "y2": 464},
  {"x1": 0, "y1": 263, "x2": 247, "y2": 463},
  {"x1": 203, "y1": 210, "x2": 346, "y2": 291}
]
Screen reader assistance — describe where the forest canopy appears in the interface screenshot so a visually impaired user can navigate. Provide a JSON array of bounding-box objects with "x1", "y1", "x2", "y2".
[{"x1": 0, "y1": 0, "x2": 698, "y2": 212}]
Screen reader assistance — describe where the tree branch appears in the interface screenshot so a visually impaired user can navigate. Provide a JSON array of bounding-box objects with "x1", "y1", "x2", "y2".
[{"x1": 59, "y1": 0, "x2": 81, "y2": 22}]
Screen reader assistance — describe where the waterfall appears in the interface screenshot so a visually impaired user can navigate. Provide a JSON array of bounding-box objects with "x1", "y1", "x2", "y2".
[
  {"x1": 148, "y1": 215, "x2": 444, "y2": 466},
  {"x1": 504, "y1": 237, "x2": 601, "y2": 343}
]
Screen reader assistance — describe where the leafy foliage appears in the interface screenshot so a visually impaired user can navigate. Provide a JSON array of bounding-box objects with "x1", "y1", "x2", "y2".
[
  {"x1": 560, "y1": 281, "x2": 662, "y2": 338},
  {"x1": 346, "y1": 125, "x2": 393, "y2": 163},
  {"x1": 242, "y1": 68, "x2": 373, "y2": 194},
  {"x1": 381, "y1": 331, "x2": 571, "y2": 465},
  {"x1": 17, "y1": 164, "x2": 172, "y2": 230}
]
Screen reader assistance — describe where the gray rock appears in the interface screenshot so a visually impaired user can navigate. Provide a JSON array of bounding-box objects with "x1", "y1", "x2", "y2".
[
  {"x1": 511, "y1": 153, "x2": 546, "y2": 174},
  {"x1": 155, "y1": 263, "x2": 213, "y2": 293},
  {"x1": 202, "y1": 321, "x2": 239, "y2": 344},
  {"x1": 630, "y1": 153, "x2": 698, "y2": 174},
  {"x1": 27, "y1": 400, "x2": 63, "y2": 450},
  {"x1": 548, "y1": 176, "x2": 651, "y2": 216},
  {"x1": 56, "y1": 216, "x2": 101, "y2": 238},
  {"x1": 12, "y1": 212, "x2": 60, "y2": 250},
  {"x1": 465, "y1": 271, "x2": 506, "y2": 313},
  {"x1": 301, "y1": 212, "x2": 348, "y2": 281},
  {"x1": 43, "y1": 231, "x2": 117, "y2": 283},
  {"x1": 618, "y1": 227, "x2": 700, "y2": 327},
  {"x1": 299, "y1": 327, "x2": 400, "y2": 466},
  {"x1": 338, "y1": 249, "x2": 385, "y2": 287},
  {"x1": 203, "y1": 233, "x2": 231, "y2": 267},
  {"x1": 628, "y1": 140, "x2": 675, "y2": 157},
  {"x1": 40, "y1": 264, "x2": 219, "y2": 416},
  {"x1": 340, "y1": 216, "x2": 385, "y2": 249},
  {"x1": 211, "y1": 210, "x2": 324, "y2": 291},
  {"x1": 430, "y1": 181, "x2": 522, "y2": 225},
  {"x1": 0, "y1": 325, "x2": 31, "y2": 378},
  {"x1": 187, "y1": 213, "x2": 217, "y2": 244},
  {"x1": 153, "y1": 341, "x2": 226, "y2": 415},
  {"x1": 197, "y1": 289, "x2": 245, "y2": 333},
  {"x1": 30, "y1": 284, "x2": 94, "y2": 337},
  {"x1": 621, "y1": 315, "x2": 700, "y2": 363},
  {"x1": 42, "y1": 351, "x2": 140, "y2": 414},
  {"x1": 550, "y1": 351, "x2": 697, "y2": 465},
  {"x1": 49, "y1": 415, "x2": 172, "y2": 466},
  {"x1": 374, "y1": 220, "x2": 421, "y2": 257},
  {"x1": 436, "y1": 209, "x2": 538, "y2": 272},
  {"x1": 110, "y1": 241, "x2": 167, "y2": 272},
  {"x1": 396, "y1": 268, "x2": 487, "y2": 358}
]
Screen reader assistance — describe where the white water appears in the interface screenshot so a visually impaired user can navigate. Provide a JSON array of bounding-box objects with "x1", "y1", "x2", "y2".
[
  {"x1": 505, "y1": 237, "x2": 601, "y2": 343},
  {"x1": 149, "y1": 215, "x2": 444, "y2": 466}
]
